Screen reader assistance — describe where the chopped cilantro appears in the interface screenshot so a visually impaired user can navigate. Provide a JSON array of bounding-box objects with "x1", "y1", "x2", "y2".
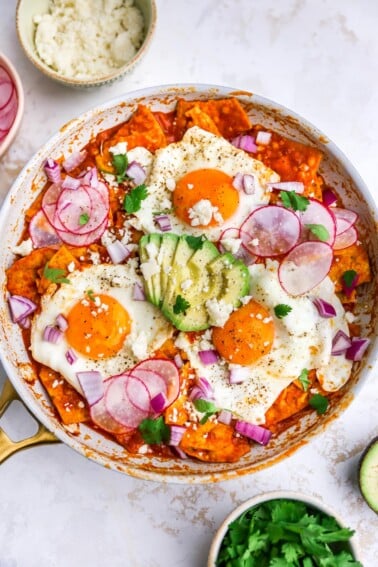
[
  {"x1": 112, "y1": 153, "x2": 128, "y2": 184},
  {"x1": 342, "y1": 270, "x2": 358, "y2": 288},
  {"x1": 43, "y1": 264, "x2": 70, "y2": 285},
  {"x1": 280, "y1": 190, "x2": 309, "y2": 211},
  {"x1": 216, "y1": 498, "x2": 360, "y2": 567},
  {"x1": 274, "y1": 304, "x2": 292, "y2": 319},
  {"x1": 123, "y1": 184, "x2": 148, "y2": 213},
  {"x1": 86, "y1": 289, "x2": 95, "y2": 302},
  {"x1": 306, "y1": 223, "x2": 330, "y2": 241},
  {"x1": 298, "y1": 368, "x2": 310, "y2": 391},
  {"x1": 173, "y1": 294, "x2": 190, "y2": 315},
  {"x1": 79, "y1": 212, "x2": 90, "y2": 226},
  {"x1": 309, "y1": 393, "x2": 329, "y2": 415},
  {"x1": 185, "y1": 234, "x2": 206, "y2": 251},
  {"x1": 193, "y1": 399, "x2": 218, "y2": 424},
  {"x1": 138, "y1": 416, "x2": 170, "y2": 444}
]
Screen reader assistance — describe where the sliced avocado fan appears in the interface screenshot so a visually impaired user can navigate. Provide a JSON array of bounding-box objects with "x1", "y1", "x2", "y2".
[{"x1": 139, "y1": 233, "x2": 250, "y2": 331}]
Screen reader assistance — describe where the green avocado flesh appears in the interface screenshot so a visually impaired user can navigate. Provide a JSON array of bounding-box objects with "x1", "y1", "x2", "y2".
[
  {"x1": 359, "y1": 437, "x2": 378, "y2": 513},
  {"x1": 139, "y1": 233, "x2": 250, "y2": 331}
]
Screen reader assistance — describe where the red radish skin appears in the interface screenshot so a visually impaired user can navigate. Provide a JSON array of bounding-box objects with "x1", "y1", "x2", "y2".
[
  {"x1": 130, "y1": 358, "x2": 180, "y2": 406},
  {"x1": 129, "y1": 367, "x2": 167, "y2": 401},
  {"x1": 0, "y1": 82, "x2": 14, "y2": 110},
  {"x1": 278, "y1": 241, "x2": 333, "y2": 296},
  {"x1": 333, "y1": 207, "x2": 358, "y2": 235}
]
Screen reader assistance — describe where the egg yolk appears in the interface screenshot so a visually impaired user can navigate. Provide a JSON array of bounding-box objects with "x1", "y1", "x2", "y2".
[
  {"x1": 173, "y1": 169, "x2": 239, "y2": 227},
  {"x1": 212, "y1": 300, "x2": 275, "y2": 365},
  {"x1": 65, "y1": 293, "x2": 131, "y2": 360}
]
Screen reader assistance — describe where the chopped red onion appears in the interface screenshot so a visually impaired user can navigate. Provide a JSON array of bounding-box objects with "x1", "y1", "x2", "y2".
[
  {"x1": 62, "y1": 150, "x2": 87, "y2": 173},
  {"x1": 154, "y1": 214, "x2": 172, "y2": 232},
  {"x1": 18, "y1": 316, "x2": 31, "y2": 329},
  {"x1": 43, "y1": 325, "x2": 63, "y2": 344},
  {"x1": 235, "y1": 420, "x2": 272, "y2": 445},
  {"x1": 231, "y1": 134, "x2": 257, "y2": 153},
  {"x1": 217, "y1": 409, "x2": 232, "y2": 425},
  {"x1": 232, "y1": 172, "x2": 244, "y2": 191},
  {"x1": 173, "y1": 353, "x2": 184, "y2": 369},
  {"x1": 331, "y1": 330, "x2": 352, "y2": 355},
  {"x1": 8, "y1": 294, "x2": 37, "y2": 323},
  {"x1": 229, "y1": 366, "x2": 250, "y2": 384},
  {"x1": 132, "y1": 282, "x2": 146, "y2": 301},
  {"x1": 172, "y1": 446, "x2": 188, "y2": 459},
  {"x1": 342, "y1": 272, "x2": 359, "y2": 298},
  {"x1": 189, "y1": 377, "x2": 215, "y2": 402},
  {"x1": 62, "y1": 175, "x2": 81, "y2": 190},
  {"x1": 169, "y1": 425, "x2": 186, "y2": 446},
  {"x1": 242, "y1": 174, "x2": 255, "y2": 195},
  {"x1": 83, "y1": 167, "x2": 99, "y2": 188},
  {"x1": 256, "y1": 131, "x2": 272, "y2": 145},
  {"x1": 44, "y1": 158, "x2": 61, "y2": 183},
  {"x1": 76, "y1": 370, "x2": 104, "y2": 406},
  {"x1": 65, "y1": 348, "x2": 77, "y2": 365},
  {"x1": 56, "y1": 313, "x2": 68, "y2": 331},
  {"x1": 345, "y1": 337, "x2": 370, "y2": 361},
  {"x1": 150, "y1": 392, "x2": 167, "y2": 413},
  {"x1": 322, "y1": 189, "x2": 337, "y2": 207},
  {"x1": 126, "y1": 161, "x2": 146, "y2": 185},
  {"x1": 106, "y1": 240, "x2": 130, "y2": 264},
  {"x1": 198, "y1": 350, "x2": 219, "y2": 365},
  {"x1": 268, "y1": 181, "x2": 305, "y2": 194},
  {"x1": 312, "y1": 297, "x2": 336, "y2": 318}
]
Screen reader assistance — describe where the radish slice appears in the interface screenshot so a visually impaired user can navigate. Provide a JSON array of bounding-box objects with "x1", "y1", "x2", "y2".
[
  {"x1": 29, "y1": 210, "x2": 61, "y2": 248},
  {"x1": 41, "y1": 183, "x2": 68, "y2": 232},
  {"x1": 90, "y1": 393, "x2": 134, "y2": 435},
  {"x1": 125, "y1": 374, "x2": 151, "y2": 412},
  {"x1": 0, "y1": 89, "x2": 17, "y2": 131},
  {"x1": 0, "y1": 66, "x2": 12, "y2": 84},
  {"x1": 55, "y1": 216, "x2": 108, "y2": 247},
  {"x1": 56, "y1": 186, "x2": 107, "y2": 235},
  {"x1": 278, "y1": 241, "x2": 333, "y2": 296},
  {"x1": 333, "y1": 225, "x2": 357, "y2": 250},
  {"x1": 105, "y1": 374, "x2": 149, "y2": 428},
  {"x1": 0, "y1": 82, "x2": 14, "y2": 110},
  {"x1": 333, "y1": 207, "x2": 358, "y2": 235},
  {"x1": 241, "y1": 205, "x2": 300, "y2": 257},
  {"x1": 131, "y1": 358, "x2": 179, "y2": 406},
  {"x1": 129, "y1": 367, "x2": 167, "y2": 402},
  {"x1": 297, "y1": 199, "x2": 336, "y2": 245}
]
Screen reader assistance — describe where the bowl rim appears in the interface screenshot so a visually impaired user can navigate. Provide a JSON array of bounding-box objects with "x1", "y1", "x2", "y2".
[
  {"x1": 207, "y1": 489, "x2": 362, "y2": 566},
  {"x1": 0, "y1": 83, "x2": 376, "y2": 483},
  {"x1": 0, "y1": 52, "x2": 24, "y2": 157},
  {"x1": 15, "y1": 0, "x2": 157, "y2": 87}
]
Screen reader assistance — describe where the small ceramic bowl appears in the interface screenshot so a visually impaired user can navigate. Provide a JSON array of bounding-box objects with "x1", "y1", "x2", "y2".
[
  {"x1": 208, "y1": 490, "x2": 361, "y2": 566},
  {"x1": 0, "y1": 53, "x2": 24, "y2": 158},
  {"x1": 16, "y1": 0, "x2": 157, "y2": 88}
]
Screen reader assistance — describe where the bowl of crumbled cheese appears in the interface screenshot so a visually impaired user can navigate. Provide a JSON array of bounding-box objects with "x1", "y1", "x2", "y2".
[{"x1": 16, "y1": 0, "x2": 156, "y2": 88}]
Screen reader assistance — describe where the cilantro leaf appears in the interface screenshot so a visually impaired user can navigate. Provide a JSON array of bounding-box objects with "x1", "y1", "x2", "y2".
[
  {"x1": 298, "y1": 368, "x2": 310, "y2": 391},
  {"x1": 173, "y1": 294, "x2": 190, "y2": 315},
  {"x1": 43, "y1": 264, "x2": 70, "y2": 284},
  {"x1": 123, "y1": 184, "x2": 148, "y2": 213},
  {"x1": 86, "y1": 289, "x2": 95, "y2": 302},
  {"x1": 274, "y1": 304, "x2": 292, "y2": 319},
  {"x1": 193, "y1": 399, "x2": 218, "y2": 424},
  {"x1": 280, "y1": 190, "x2": 309, "y2": 211},
  {"x1": 185, "y1": 235, "x2": 206, "y2": 251},
  {"x1": 306, "y1": 223, "x2": 330, "y2": 241},
  {"x1": 342, "y1": 270, "x2": 358, "y2": 288},
  {"x1": 112, "y1": 153, "x2": 128, "y2": 183},
  {"x1": 79, "y1": 212, "x2": 90, "y2": 226},
  {"x1": 138, "y1": 416, "x2": 170, "y2": 444},
  {"x1": 309, "y1": 393, "x2": 329, "y2": 415}
]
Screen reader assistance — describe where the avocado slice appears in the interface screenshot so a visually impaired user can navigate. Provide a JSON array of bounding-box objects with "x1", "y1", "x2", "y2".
[
  {"x1": 359, "y1": 437, "x2": 378, "y2": 513},
  {"x1": 139, "y1": 233, "x2": 250, "y2": 331}
]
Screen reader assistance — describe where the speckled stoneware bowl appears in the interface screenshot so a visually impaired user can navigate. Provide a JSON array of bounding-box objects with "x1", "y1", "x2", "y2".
[
  {"x1": 16, "y1": 0, "x2": 156, "y2": 88},
  {"x1": 0, "y1": 53, "x2": 24, "y2": 158},
  {"x1": 207, "y1": 490, "x2": 362, "y2": 565},
  {"x1": 0, "y1": 84, "x2": 376, "y2": 482}
]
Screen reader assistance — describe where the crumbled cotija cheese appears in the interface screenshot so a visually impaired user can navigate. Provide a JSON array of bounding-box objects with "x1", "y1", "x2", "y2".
[{"x1": 34, "y1": 0, "x2": 145, "y2": 80}]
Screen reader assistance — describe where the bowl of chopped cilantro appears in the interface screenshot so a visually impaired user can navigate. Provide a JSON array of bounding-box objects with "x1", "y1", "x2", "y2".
[{"x1": 208, "y1": 490, "x2": 362, "y2": 566}]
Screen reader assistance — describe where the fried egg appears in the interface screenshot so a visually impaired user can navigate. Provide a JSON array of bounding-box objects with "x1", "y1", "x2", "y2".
[
  {"x1": 30, "y1": 259, "x2": 173, "y2": 393},
  {"x1": 134, "y1": 126, "x2": 279, "y2": 240},
  {"x1": 176, "y1": 260, "x2": 352, "y2": 424}
]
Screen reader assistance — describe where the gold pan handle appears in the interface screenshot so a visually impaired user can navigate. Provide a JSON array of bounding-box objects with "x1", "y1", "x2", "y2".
[{"x1": 0, "y1": 378, "x2": 59, "y2": 464}]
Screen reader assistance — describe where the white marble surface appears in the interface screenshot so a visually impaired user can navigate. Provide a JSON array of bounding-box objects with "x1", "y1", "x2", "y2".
[{"x1": 0, "y1": 1, "x2": 377, "y2": 566}]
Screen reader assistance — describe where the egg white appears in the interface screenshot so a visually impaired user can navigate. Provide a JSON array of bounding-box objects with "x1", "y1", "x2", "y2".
[
  {"x1": 30, "y1": 259, "x2": 173, "y2": 393},
  {"x1": 176, "y1": 260, "x2": 352, "y2": 424},
  {"x1": 134, "y1": 126, "x2": 279, "y2": 240}
]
